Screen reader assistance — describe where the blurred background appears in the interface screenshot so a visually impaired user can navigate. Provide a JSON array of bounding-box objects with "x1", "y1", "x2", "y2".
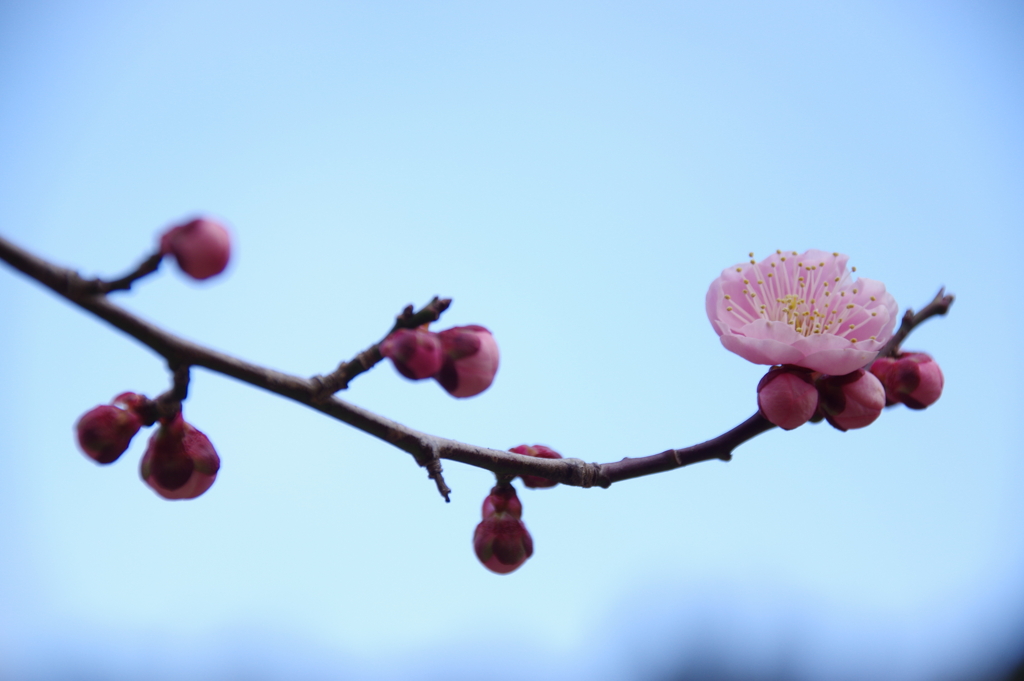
[{"x1": 1, "y1": 1, "x2": 1022, "y2": 679}]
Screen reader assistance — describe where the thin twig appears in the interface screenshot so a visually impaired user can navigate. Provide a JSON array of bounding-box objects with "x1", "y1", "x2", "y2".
[
  {"x1": 878, "y1": 288, "x2": 955, "y2": 359},
  {"x1": 311, "y1": 296, "x2": 452, "y2": 399},
  {"x1": 79, "y1": 251, "x2": 164, "y2": 294},
  {"x1": 416, "y1": 441, "x2": 452, "y2": 502}
]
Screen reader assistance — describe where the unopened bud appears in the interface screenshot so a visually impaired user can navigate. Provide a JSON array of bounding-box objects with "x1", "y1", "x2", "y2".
[
  {"x1": 870, "y1": 352, "x2": 944, "y2": 410},
  {"x1": 481, "y1": 484, "x2": 523, "y2": 518},
  {"x1": 380, "y1": 328, "x2": 443, "y2": 380},
  {"x1": 815, "y1": 369, "x2": 885, "y2": 432},
  {"x1": 160, "y1": 217, "x2": 231, "y2": 280},
  {"x1": 474, "y1": 485, "x2": 532, "y2": 574},
  {"x1": 75, "y1": 401, "x2": 143, "y2": 464},
  {"x1": 140, "y1": 413, "x2": 220, "y2": 500},
  {"x1": 756, "y1": 365, "x2": 818, "y2": 430},
  {"x1": 435, "y1": 325, "x2": 499, "y2": 398},
  {"x1": 510, "y1": 444, "x2": 563, "y2": 488}
]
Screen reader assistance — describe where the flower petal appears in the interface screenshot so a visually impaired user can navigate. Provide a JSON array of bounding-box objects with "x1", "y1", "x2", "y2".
[{"x1": 720, "y1": 321, "x2": 805, "y2": 366}]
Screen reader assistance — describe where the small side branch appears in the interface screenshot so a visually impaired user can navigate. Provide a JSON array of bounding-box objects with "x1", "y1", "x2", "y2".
[
  {"x1": 311, "y1": 297, "x2": 452, "y2": 399},
  {"x1": 83, "y1": 251, "x2": 165, "y2": 294},
  {"x1": 879, "y1": 288, "x2": 955, "y2": 358},
  {"x1": 416, "y1": 439, "x2": 452, "y2": 502}
]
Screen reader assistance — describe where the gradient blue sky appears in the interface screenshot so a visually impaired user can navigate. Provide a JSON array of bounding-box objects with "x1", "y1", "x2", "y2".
[{"x1": 1, "y1": 2, "x2": 1022, "y2": 680}]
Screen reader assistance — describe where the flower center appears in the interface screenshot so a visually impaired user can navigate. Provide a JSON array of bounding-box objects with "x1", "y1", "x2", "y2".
[{"x1": 723, "y1": 250, "x2": 881, "y2": 344}]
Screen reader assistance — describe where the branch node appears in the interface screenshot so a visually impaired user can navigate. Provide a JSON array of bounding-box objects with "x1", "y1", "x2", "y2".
[
  {"x1": 137, "y1": 363, "x2": 193, "y2": 424},
  {"x1": 416, "y1": 441, "x2": 451, "y2": 502},
  {"x1": 564, "y1": 459, "x2": 609, "y2": 488},
  {"x1": 310, "y1": 367, "x2": 349, "y2": 402}
]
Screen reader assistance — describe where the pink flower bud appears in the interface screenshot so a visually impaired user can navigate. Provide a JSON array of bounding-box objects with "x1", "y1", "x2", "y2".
[
  {"x1": 140, "y1": 413, "x2": 220, "y2": 500},
  {"x1": 870, "y1": 352, "x2": 944, "y2": 410},
  {"x1": 160, "y1": 217, "x2": 231, "y2": 280},
  {"x1": 815, "y1": 369, "x2": 885, "y2": 432},
  {"x1": 510, "y1": 444, "x2": 563, "y2": 488},
  {"x1": 481, "y1": 484, "x2": 523, "y2": 518},
  {"x1": 75, "y1": 403, "x2": 143, "y2": 464},
  {"x1": 474, "y1": 485, "x2": 532, "y2": 574},
  {"x1": 380, "y1": 328, "x2": 443, "y2": 380},
  {"x1": 756, "y1": 365, "x2": 819, "y2": 431},
  {"x1": 474, "y1": 516, "x2": 534, "y2": 574},
  {"x1": 434, "y1": 325, "x2": 500, "y2": 398},
  {"x1": 112, "y1": 391, "x2": 147, "y2": 415}
]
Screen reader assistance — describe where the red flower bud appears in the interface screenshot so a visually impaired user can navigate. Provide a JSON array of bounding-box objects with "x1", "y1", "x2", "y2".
[
  {"x1": 870, "y1": 352, "x2": 944, "y2": 410},
  {"x1": 481, "y1": 484, "x2": 523, "y2": 518},
  {"x1": 434, "y1": 325, "x2": 499, "y2": 398},
  {"x1": 75, "y1": 402, "x2": 143, "y2": 464},
  {"x1": 380, "y1": 328, "x2": 443, "y2": 380},
  {"x1": 140, "y1": 413, "x2": 220, "y2": 500},
  {"x1": 474, "y1": 485, "x2": 532, "y2": 574},
  {"x1": 510, "y1": 444, "x2": 563, "y2": 488},
  {"x1": 815, "y1": 369, "x2": 885, "y2": 432},
  {"x1": 474, "y1": 516, "x2": 534, "y2": 574},
  {"x1": 160, "y1": 217, "x2": 231, "y2": 280},
  {"x1": 756, "y1": 365, "x2": 818, "y2": 430}
]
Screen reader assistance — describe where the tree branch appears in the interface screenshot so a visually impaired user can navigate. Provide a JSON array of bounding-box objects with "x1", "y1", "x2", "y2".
[
  {"x1": 0, "y1": 234, "x2": 953, "y2": 494},
  {"x1": 878, "y1": 287, "x2": 955, "y2": 358}
]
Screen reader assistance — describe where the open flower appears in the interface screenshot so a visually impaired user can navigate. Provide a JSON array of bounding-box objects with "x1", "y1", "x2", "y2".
[{"x1": 707, "y1": 250, "x2": 899, "y2": 375}]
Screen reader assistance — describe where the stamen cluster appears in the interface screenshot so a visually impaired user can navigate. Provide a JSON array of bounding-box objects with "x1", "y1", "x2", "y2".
[{"x1": 707, "y1": 249, "x2": 899, "y2": 375}]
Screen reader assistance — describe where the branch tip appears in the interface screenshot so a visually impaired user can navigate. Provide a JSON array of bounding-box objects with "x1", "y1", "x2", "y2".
[{"x1": 311, "y1": 296, "x2": 453, "y2": 397}]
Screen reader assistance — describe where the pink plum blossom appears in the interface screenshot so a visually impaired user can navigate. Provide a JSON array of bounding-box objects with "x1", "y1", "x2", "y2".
[{"x1": 707, "y1": 250, "x2": 899, "y2": 375}]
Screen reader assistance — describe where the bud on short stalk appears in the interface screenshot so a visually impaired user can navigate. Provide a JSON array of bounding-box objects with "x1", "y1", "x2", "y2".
[
  {"x1": 140, "y1": 413, "x2": 220, "y2": 500},
  {"x1": 380, "y1": 328, "x2": 443, "y2": 380},
  {"x1": 815, "y1": 369, "x2": 885, "y2": 432},
  {"x1": 870, "y1": 352, "x2": 944, "y2": 410},
  {"x1": 435, "y1": 325, "x2": 499, "y2": 398},
  {"x1": 75, "y1": 397, "x2": 145, "y2": 464},
  {"x1": 160, "y1": 217, "x2": 231, "y2": 280},
  {"x1": 510, "y1": 444, "x2": 563, "y2": 488},
  {"x1": 474, "y1": 485, "x2": 533, "y2": 574},
  {"x1": 756, "y1": 365, "x2": 818, "y2": 430}
]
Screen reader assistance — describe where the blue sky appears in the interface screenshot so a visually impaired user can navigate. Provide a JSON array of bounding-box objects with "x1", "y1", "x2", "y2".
[{"x1": 1, "y1": 2, "x2": 1022, "y2": 679}]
